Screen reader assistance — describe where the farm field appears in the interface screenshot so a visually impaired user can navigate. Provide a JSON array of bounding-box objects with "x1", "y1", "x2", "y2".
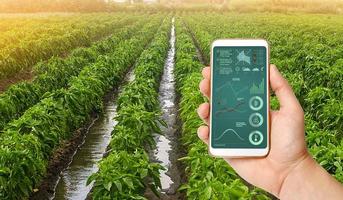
[
  {"x1": 0, "y1": 13, "x2": 138, "y2": 91},
  {"x1": 0, "y1": 11, "x2": 342, "y2": 200}
]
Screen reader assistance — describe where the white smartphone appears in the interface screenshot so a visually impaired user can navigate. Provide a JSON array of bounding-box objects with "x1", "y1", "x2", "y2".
[{"x1": 209, "y1": 39, "x2": 270, "y2": 157}]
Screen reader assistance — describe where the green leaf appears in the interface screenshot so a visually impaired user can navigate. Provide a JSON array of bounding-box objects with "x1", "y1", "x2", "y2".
[
  {"x1": 123, "y1": 177, "x2": 134, "y2": 189},
  {"x1": 204, "y1": 186, "x2": 212, "y2": 199},
  {"x1": 104, "y1": 181, "x2": 112, "y2": 191},
  {"x1": 114, "y1": 180, "x2": 122, "y2": 192},
  {"x1": 178, "y1": 184, "x2": 189, "y2": 191},
  {"x1": 140, "y1": 168, "x2": 148, "y2": 179}
]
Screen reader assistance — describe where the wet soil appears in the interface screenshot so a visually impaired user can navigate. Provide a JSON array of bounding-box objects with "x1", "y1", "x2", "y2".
[
  {"x1": 29, "y1": 115, "x2": 98, "y2": 200},
  {"x1": 145, "y1": 18, "x2": 186, "y2": 200},
  {"x1": 52, "y1": 69, "x2": 135, "y2": 200},
  {"x1": 53, "y1": 97, "x2": 116, "y2": 199},
  {"x1": 29, "y1": 69, "x2": 135, "y2": 200}
]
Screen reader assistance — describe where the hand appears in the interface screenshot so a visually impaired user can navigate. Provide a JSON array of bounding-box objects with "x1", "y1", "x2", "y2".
[{"x1": 197, "y1": 64, "x2": 343, "y2": 198}]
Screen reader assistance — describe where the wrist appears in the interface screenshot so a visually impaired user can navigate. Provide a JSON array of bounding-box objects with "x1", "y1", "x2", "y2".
[{"x1": 278, "y1": 152, "x2": 316, "y2": 199}]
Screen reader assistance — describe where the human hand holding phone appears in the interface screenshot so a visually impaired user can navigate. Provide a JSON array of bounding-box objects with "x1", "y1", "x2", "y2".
[{"x1": 197, "y1": 64, "x2": 343, "y2": 199}]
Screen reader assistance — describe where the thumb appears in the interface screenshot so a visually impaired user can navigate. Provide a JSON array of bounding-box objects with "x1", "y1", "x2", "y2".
[{"x1": 269, "y1": 64, "x2": 303, "y2": 114}]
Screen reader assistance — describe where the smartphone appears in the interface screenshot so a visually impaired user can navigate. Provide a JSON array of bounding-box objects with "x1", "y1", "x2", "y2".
[{"x1": 209, "y1": 39, "x2": 270, "y2": 157}]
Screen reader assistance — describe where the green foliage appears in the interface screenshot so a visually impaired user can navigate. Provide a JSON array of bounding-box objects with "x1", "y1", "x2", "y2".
[
  {"x1": 112, "y1": 105, "x2": 164, "y2": 150},
  {"x1": 0, "y1": 16, "x2": 162, "y2": 199},
  {"x1": 87, "y1": 17, "x2": 171, "y2": 199},
  {"x1": 0, "y1": 133, "x2": 46, "y2": 199},
  {"x1": 1, "y1": 12, "x2": 341, "y2": 199},
  {"x1": 88, "y1": 150, "x2": 162, "y2": 200},
  {"x1": 0, "y1": 0, "x2": 108, "y2": 13},
  {"x1": 0, "y1": 14, "x2": 133, "y2": 79},
  {"x1": 0, "y1": 15, "x2": 146, "y2": 131}
]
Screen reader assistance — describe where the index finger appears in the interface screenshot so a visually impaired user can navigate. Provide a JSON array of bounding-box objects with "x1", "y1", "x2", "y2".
[
  {"x1": 202, "y1": 66, "x2": 211, "y2": 80},
  {"x1": 270, "y1": 64, "x2": 303, "y2": 114}
]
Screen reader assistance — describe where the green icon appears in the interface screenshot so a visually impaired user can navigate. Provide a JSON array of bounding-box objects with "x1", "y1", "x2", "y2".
[
  {"x1": 254, "y1": 101, "x2": 258, "y2": 106},
  {"x1": 249, "y1": 113, "x2": 263, "y2": 127},
  {"x1": 249, "y1": 131, "x2": 263, "y2": 145},
  {"x1": 250, "y1": 78, "x2": 264, "y2": 94},
  {"x1": 249, "y1": 96, "x2": 263, "y2": 111}
]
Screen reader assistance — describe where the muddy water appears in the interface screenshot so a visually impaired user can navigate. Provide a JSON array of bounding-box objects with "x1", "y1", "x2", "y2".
[
  {"x1": 53, "y1": 70, "x2": 135, "y2": 200},
  {"x1": 152, "y1": 18, "x2": 182, "y2": 197}
]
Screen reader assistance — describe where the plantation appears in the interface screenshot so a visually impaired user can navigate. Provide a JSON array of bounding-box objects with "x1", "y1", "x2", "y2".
[
  {"x1": 0, "y1": 7, "x2": 342, "y2": 200},
  {"x1": 0, "y1": 14, "x2": 141, "y2": 82}
]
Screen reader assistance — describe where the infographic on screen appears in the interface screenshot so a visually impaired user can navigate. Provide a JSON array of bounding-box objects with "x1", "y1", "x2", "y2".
[{"x1": 212, "y1": 46, "x2": 267, "y2": 148}]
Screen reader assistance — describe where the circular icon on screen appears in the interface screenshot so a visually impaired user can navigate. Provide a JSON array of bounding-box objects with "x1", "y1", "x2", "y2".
[
  {"x1": 249, "y1": 131, "x2": 263, "y2": 145},
  {"x1": 249, "y1": 96, "x2": 263, "y2": 111},
  {"x1": 249, "y1": 113, "x2": 263, "y2": 127}
]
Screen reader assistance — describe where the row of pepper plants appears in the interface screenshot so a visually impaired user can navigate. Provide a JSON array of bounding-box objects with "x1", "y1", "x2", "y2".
[
  {"x1": 0, "y1": 17, "x2": 48, "y2": 34},
  {"x1": 182, "y1": 12, "x2": 342, "y2": 184},
  {"x1": 0, "y1": 14, "x2": 116, "y2": 49},
  {"x1": 0, "y1": 14, "x2": 150, "y2": 131},
  {"x1": 86, "y1": 17, "x2": 172, "y2": 200},
  {"x1": 0, "y1": 16, "x2": 163, "y2": 199},
  {"x1": 0, "y1": 15, "x2": 80, "y2": 47},
  {"x1": 174, "y1": 19, "x2": 270, "y2": 200},
  {"x1": 0, "y1": 13, "x2": 136, "y2": 79}
]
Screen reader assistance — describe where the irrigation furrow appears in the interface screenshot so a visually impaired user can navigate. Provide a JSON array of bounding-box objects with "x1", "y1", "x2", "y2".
[
  {"x1": 53, "y1": 69, "x2": 136, "y2": 200},
  {"x1": 87, "y1": 17, "x2": 171, "y2": 200},
  {"x1": 148, "y1": 18, "x2": 185, "y2": 199}
]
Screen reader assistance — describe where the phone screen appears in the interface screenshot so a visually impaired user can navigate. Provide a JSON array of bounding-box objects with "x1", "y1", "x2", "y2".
[{"x1": 211, "y1": 46, "x2": 267, "y2": 149}]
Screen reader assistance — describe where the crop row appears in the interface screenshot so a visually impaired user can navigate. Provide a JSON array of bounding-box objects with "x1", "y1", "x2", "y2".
[
  {"x1": 179, "y1": 12, "x2": 342, "y2": 194},
  {"x1": 0, "y1": 17, "x2": 44, "y2": 33},
  {"x1": 0, "y1": 14, "x2": 116, "y2": 49},
  {"x1": 0, "y1": 17, "x2": 163, "y2": 199},
  {"x1": 0, "y1": 15, "x2": 150, "y2": 132},
  {"x1": 0, "y1": 13, "x2": 140, "y2": 79},
  {"x1": 174, "y1": 20, "x2": 270, "y2": 199},
  {"x1": 87, "y1": 17, "x2": 171, "y2": 200}
]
